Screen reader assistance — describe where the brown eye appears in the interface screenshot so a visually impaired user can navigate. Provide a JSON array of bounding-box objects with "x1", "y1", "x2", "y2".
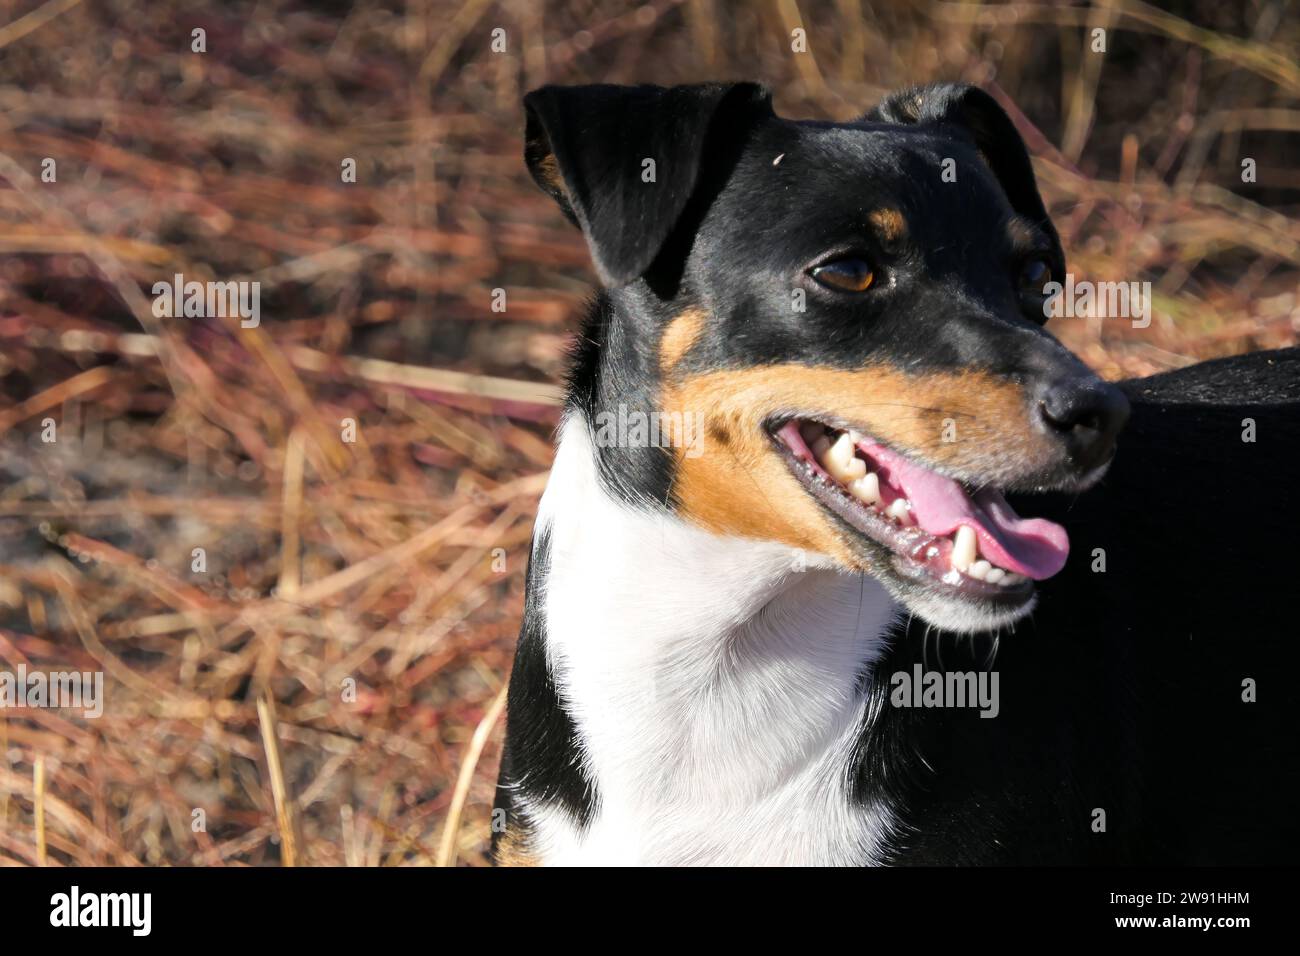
[
  {"x1": 810, "y1": 258, "x2": 875, "y2": 293},
  {"x1": 1019, "y1": 257, "x2": 1052, "y2": 294}
]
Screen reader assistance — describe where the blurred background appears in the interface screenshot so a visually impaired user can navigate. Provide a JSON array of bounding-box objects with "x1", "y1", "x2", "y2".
[{"x1": 0, "y1": 0, "x2": 1296, "y2": 866}]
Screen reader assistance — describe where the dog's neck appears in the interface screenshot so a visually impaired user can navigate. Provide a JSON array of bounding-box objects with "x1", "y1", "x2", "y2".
[{"x1": 524, "y1": 415, "x2": 902, "y2": 864}]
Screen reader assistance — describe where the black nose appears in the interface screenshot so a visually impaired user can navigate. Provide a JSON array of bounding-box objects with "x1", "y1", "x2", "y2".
[{"x1": 1038, "y1": 377, "x2": 1130, "y2": 473}]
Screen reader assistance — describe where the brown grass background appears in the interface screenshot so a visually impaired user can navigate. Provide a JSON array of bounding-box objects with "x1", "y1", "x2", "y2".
[{"x1": 0, "y1": 0, "x2": 1296, "y2": 866}]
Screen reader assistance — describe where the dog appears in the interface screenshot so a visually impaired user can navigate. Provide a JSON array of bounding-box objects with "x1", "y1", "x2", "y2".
[{"x1": 491, "y1": 81, "x2": 1300, "y2": 865}]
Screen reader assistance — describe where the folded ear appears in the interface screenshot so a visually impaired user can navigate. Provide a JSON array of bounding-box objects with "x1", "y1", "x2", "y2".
[
  {"x1": 523, "y1": 82, "x2": 772, "y2": 288},
  {"x1": 865, "y1": 83, "x2": 1060, "y2": 254}
]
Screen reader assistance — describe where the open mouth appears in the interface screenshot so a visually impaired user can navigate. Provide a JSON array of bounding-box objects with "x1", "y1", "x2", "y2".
[{"x1": 770, "y1": 419, "x2": 1070, "y2": 604}]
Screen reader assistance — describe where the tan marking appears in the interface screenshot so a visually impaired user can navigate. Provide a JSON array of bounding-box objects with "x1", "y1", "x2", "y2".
[
  {"x1": 536, "y1": 152, "x2": 568, "y2": 199},
  {"x1": 659, "y1": 308, "x2": 708, "y2": 372},
  {"x1": 869, "y1": 208, "x2": 907, "y2": 243},
  {"x1": 493, "y1": 827, "x2": 539, "y2": 867},
  {"x1": 660, "y1": 364, "x2": 1054, "y2": 570}
]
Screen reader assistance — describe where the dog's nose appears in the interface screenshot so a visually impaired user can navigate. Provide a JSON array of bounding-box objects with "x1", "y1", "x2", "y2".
[{"x1": 1038, "y1": 376, "x2": 1130, "y2": 473}]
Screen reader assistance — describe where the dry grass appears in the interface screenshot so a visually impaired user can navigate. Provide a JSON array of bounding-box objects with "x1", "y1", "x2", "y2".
[{"x1": 0, "y1": 0, "x2": 1296, "y2": 866}]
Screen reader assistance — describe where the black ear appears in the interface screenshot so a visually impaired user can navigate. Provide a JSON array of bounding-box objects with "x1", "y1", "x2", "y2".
[
  {"x1": 866, "y1": 84, "x2": 1060, "y2": 255},
  {"x1": 523, "y1": 82, "x2": 772, "y2": 288}
]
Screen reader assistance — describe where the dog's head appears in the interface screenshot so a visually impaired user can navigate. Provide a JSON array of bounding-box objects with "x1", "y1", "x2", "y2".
[{"x1": 524, "y1": 81, "x2": 1129, "y2": 633}]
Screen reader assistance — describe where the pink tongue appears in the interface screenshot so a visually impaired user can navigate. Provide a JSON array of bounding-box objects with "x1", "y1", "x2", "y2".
[{"x1": 860, "y1": 441, "x2": 1069, "y2": 580}]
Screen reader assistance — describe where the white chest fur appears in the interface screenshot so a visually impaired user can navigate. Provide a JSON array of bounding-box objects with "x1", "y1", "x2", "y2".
[{"x1": 523, "y1": 418, "x2": 901, "y2": 865}]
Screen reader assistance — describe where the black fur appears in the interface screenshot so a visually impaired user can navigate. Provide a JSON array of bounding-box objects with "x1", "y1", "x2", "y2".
[
  {"x1": 865, "y1": 83, "x2": 1063, "y2": 288},
  {"x1": 523, "y1": 83, "x2": 771, "y2": 287},
  {"x1": 492, "y1": 528, "x2": 597, "y2": 855}
]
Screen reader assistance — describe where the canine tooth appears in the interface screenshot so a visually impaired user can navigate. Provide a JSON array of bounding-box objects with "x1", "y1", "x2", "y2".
[
  {"x1": 848, "y1": 429, "x2": 865, "y2": 445},
  {"x1": 951, "y1": 525, "x2": 977, "y2": 572},
  {"x1": 825, "y1": 433, "x2": 866, "y2": 482},
  {"x1": 848, "y1": 472, "x2": 880, "y2": 504},
  {"x1": 886, "y1": 498, "x2": 910, "y2": 523},
  {"x1": 827, "y1": 432, "x2": 856, "y2": 468},
  {"x1": 985, "y1": 568, "x2": 1005, "y2": 584},
  {"x1": 968, "y1": 560, "x2": 991, "y2": 581}
]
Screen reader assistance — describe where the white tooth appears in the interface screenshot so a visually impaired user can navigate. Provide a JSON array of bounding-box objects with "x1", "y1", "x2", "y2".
[
  {"x1": 968, "y1": 560, "x2": 991, "y2": 581},
  {"x1": 848, "y1": 472, "x2": 880, "y2": 504},
  {"x1": 984, "y1": 568, "x2": 1005, "y2": 584},
  {"x1": 825, "y1": 433, "x2": 866, "y2": 482},
  {"x1": 827, "y1": 432, "x2": 855, "y2": 469},
  {"x1": 848, "y1": 429, "x2": 865, "y2": 445},
  {"x1": 886, "y1": 498, "x2": 910, "y2": 523},
  {"x1": 830, "y1": 456, "x2": 867, "y2": 483},
  {"x1": 951, "y1": 525, "x2": 977, "y2": 572}
]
